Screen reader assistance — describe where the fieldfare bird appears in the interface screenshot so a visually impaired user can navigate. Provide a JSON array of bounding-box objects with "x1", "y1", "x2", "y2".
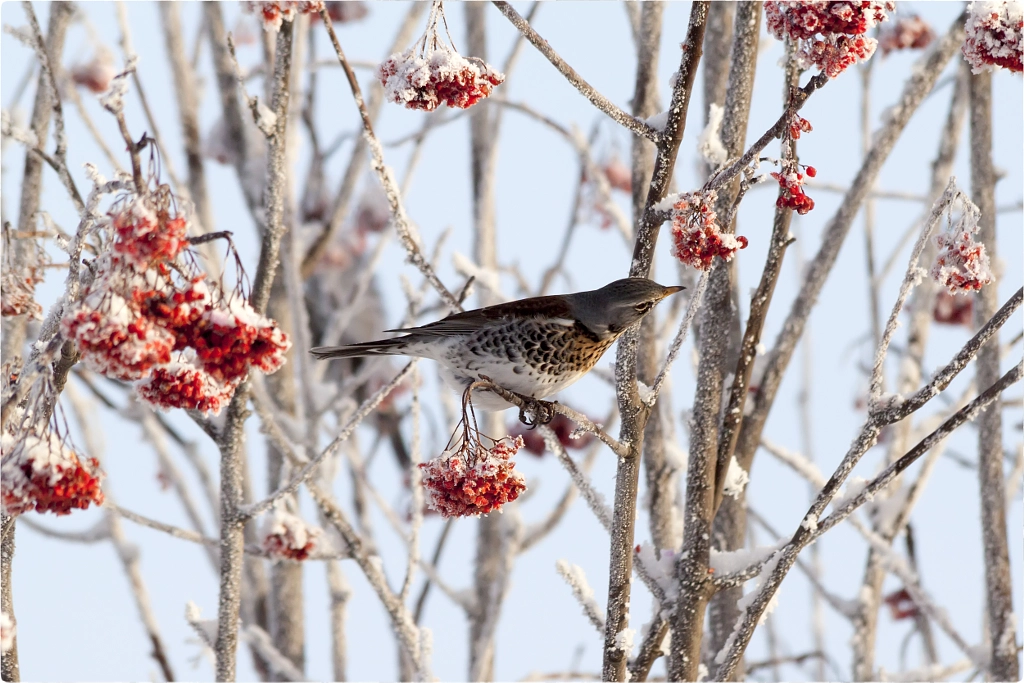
[{"x1": 311, "y1": 278, "x2": 684, "y2": 411}]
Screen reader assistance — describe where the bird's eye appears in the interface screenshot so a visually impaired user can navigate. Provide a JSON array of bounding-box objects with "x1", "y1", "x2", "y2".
[{"x1": 635, "y1": 301, "x2": 653, "y2": 313}]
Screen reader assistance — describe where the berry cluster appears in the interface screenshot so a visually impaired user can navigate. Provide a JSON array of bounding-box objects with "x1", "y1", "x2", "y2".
[
  {"x1": 789, "y1": 116, "x2": 813, "y2": 140},
  {"x1": 883, "y1": 587, "x2": 919, "y2": 620},
  {"x1": 670, "y1": 189, "x2": 748, "y2": 272},
  {"x1": 61, "y1": 191, "x2": 290, "y2": 415},
  {"x1": 378, "y1": 3, "x2": 504, "y2": 111},
  {"x1": 932, "y1": 290, "x2": 974, "y2": 326},
  {"x1": 931, "y1": 217, "x2": 994, "y2": 294},
  {"x1": 509, "y1": 411, "x2": 594, "y2": 457},
  {"x1": 771, "y1": 165, "x2": 816, "y2": 215},
  {"x1": 2, "y1": 227, "x2": 48, "y2": 320},
  {"x1": 318, "y1": 1, "x2": 368, "y2": 24},
  {"x1": 600, "y1": 156, "x2": 632, "y2": 194},
  {"x1": 963, "y1": 0, "x2": 1023, "y2": 73},
  {"x1": 260, "y1": 507, "x2": 324, "y2": 561},
  {"x1": 136, "y1": 356, "x2": 237, "y2": 415},
  {"x1": 243, "y1": 1, "x2": 325, "y2": 32},
  {"x1": 70, "y1": 50, "x2": 116, "y2": 94},
  {"x1": 1, "y1": 265, "x2": 44, "y2": 320},
  {"x1": 765, "y1": 1, "x2": 895, "y2": 78},
  {"x1": 1, "y1": 430, "x2": 104, "y2": 516},
  {"x1": 878, "y1": 15, "x2": 936, "y2": 56},
  {"x1": 420, "y1": 436, "x2": 527, "y2": 518}
]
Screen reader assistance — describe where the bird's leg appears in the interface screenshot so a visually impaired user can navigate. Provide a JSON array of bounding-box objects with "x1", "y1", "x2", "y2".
[{"x1": 475, "y1": 375, "x2": 556, "y2": 428}]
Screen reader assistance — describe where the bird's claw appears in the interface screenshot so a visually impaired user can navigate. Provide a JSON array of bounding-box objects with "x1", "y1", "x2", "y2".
[{"x1": 518, "y1": 398, "x2": 556, "y2": 429}]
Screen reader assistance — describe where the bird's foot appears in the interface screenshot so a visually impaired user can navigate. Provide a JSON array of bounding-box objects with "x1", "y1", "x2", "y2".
[{"x1": 518, "y1": 397, "x2": 556, "y2": 429}]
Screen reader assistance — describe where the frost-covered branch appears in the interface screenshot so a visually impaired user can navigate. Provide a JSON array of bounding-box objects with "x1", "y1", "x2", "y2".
[
  {"x1": 711, "y1": 360, "x2": 1022, "y2": 680},
  {"x1": 968, "y1": 66, "x2": 1019, "y2": 682},
  {"x1": 556, "y1": 560, "x2": 606, "y2": 634},
  {"x1": 317, "y1": 7, "x2": 461, "y2": 313},
  {"x1": 214, "y1": 18, "x2": 294, "y2": 681},
  {"x1": 606, "y1": 4, "x2": 709, "y2": 679},
  {"x1": 491, "y1": 2, "x2": 660, "y2": 142}
]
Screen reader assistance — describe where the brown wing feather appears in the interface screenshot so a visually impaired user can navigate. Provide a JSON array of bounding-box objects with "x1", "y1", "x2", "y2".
[{"x1": 384, "y1": 295, "x2": 574, "y2": 337}]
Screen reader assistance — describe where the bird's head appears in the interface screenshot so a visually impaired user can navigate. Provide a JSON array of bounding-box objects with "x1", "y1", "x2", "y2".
[{"x1": 569, "y1": 278, "x2": 684, "y2": 340}]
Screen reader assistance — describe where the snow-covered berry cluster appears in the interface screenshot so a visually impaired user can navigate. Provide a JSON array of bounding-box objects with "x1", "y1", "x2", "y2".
[
  {"x1": 765, "y1": 1, "x2": 895, "y2": 78},
  {"x1": 243, "y1": 1, "x2": 325, "y2": 32},
  {"x1": 260, "y1": 506, "x2": 324, "y2": 561},
  {"x1": 2, "y1": 226, "x2": 48, "y2": 320},
  {"x1": 962, "y1": 0, "x2": 1024, "y2": 73},
  {"x1": 1, "y1": 264, "x2": 44, "y2": 320},
  {"x1": 669, "y1": 189, "x2": 748, "y2": 272},
  {"x1": 378, "y1": 2, "x2": 504, "y2": 111},
  {"x1": 1, "y1": 429, "x2": 104, "y2": 516},
  {"x1": 930, "y1": 203, "x2": 993, "y2": 295},
  {"x1": 932, "y1": 290, "x2": 974, "y2": 326},
  {"x1": 771, "y1": 164, "x2": 816, "y2": 215},
  {"x1": 61, "y1": 189, "x2": 290, "y2": 414},
  {"x1": 420, "y1": 436, "x2": 527, "y2": 518},
  {"x1": 878, "y1": 15, "x2": 936, "y2": 56}
]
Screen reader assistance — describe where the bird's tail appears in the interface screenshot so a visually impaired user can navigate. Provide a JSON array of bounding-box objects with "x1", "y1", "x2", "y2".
[{"x1": 310, "y1": 338, "x2": 409, "y2": 360}]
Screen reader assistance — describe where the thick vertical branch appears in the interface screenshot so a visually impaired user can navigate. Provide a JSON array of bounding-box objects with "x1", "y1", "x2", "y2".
[
  {"x1": 629, "y1": 2, "x2": 677, "y2": 552},
  {"x1": 203, "y1": 3, "x2": 260, "y2": 212},
  {"x1": 699, "y1": 6, "x2": 765, "y2": 677},
  {"x1": 159, "y1": 3, "x2": 215, "y2": 237},
  {"x1": 673, "y1": 5, "x2": 760, "y2": 681},
  {"x1": 463, "y1": 7, "x2": 511, "y2": 680},
  {"x1": 969, "y1": 68, "x2": 1019, "y2": 683},
  {"x1": 214, "y1": 20, "x2": 293, "y2": 682},
  {"x1": 1, "y1": 6, "x2": 73, "y2": 679},
  {"x1": 603, "y1": 5, "x2": 709, "y2": 681},
  {"x1": 326, "y1": 560, "x2": 350, "y2": 681}
]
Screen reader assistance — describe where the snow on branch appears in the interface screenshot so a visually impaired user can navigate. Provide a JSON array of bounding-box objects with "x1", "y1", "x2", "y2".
[{"x1": 555, "y1": 560, "x2": 606, "y2": 634}]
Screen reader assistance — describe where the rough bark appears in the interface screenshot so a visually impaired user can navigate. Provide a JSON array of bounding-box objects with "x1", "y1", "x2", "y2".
[
  {"x1": 1, "y1": 5, "x2": 73, "y2": 679},
  {"x1": 677, "y1": 4, "x2": 761, "y2": 680},
  {"x1": 969, "y1": 68, "x2": 1019, "y2": 683},
  {"x1": 604, "y1": 5, "x2": 709, "y2": 680},
  {"x1": 214, "y1": 20, "x2": 294, "y2": 682}
]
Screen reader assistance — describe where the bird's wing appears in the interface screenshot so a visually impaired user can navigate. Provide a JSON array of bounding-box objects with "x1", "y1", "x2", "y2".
[{"x1": 384, "y1": 295, "x2": 574, "y2": 337}]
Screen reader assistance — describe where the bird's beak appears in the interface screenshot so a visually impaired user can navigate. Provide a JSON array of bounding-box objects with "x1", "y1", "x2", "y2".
[{"x1": 661, "y1": 285, "x2": 685, "y2": 298}]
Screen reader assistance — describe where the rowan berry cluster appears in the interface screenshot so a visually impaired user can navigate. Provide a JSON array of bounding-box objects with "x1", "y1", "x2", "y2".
[
  {"x1": 61, "y1": 187, "x2": 290, "y2": 415},
  {"x1": 931, "y1": 216, "x2": 994, "y2": 294},
  {"x1": 1, "y1": 428, "x2": 104, "y2": 516},
  {"x1": 2, "y1": 221, "x2": 49, "y2": 320},
  {"x1": 243, "y1": 1, "x2": 325, "y2": 32},
  {"x1": 932, "y1": 290, "x2": 974, "y2": 326},
  {"x1": 420, "y1": 436, "x2": 527, "y2": 518},
  {"x1": 771, "y1": 165, "x2": 816, "y2": 215},
  {"x1": 70, "y1": 50, "x2": 116, "y2": 94},
  {"x1": 670, "y1": 189, "x2": 748, "y2": 272},
  {"x1": 378, "y1": 2, "x2": 504, "y2": 111},
  {"x1": 260, "y1": 507, "x2": 324, "y2": 561},
  {"x1": 962, "y1": 0, "x2": 1023, "y2": 73},
  {"x1": 878, "y1": 15, "x2": 936, "y2": 56},
  {"x1": 765, "y1": 1, "x2": 895, "y2": 78},
  {"x1": 510, "y1": 411, "x2": 594, "y2": 457}
]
